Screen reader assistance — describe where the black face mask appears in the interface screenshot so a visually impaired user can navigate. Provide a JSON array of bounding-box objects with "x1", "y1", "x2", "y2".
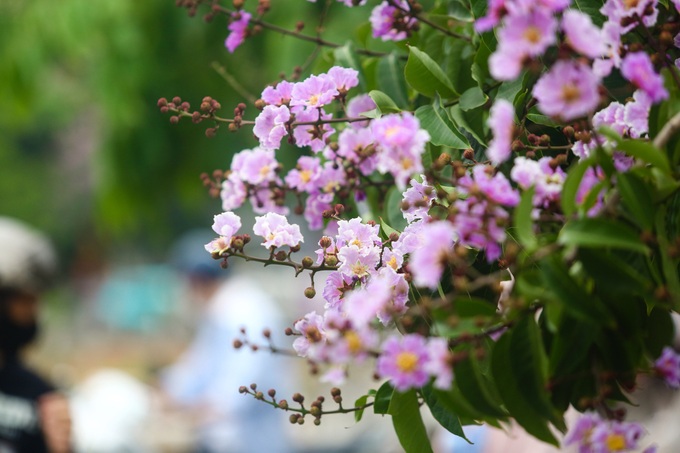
[{"x1": 0, "y1": 304, "x2": 39, "y2": 359}]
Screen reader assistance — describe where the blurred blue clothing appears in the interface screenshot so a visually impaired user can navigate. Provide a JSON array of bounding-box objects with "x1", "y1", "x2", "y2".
[{"x1": 161, "y1": 275, "x2": 293, "y2": 453}]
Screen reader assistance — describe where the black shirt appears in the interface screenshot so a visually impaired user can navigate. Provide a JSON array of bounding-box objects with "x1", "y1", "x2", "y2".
[{"x1": 0, "y1": 356, "x2": 52, "y2": 452}]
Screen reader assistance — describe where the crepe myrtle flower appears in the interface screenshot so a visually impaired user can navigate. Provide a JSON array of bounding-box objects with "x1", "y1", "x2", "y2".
[
  {"x1": 231, "y1": 147, "x2": 279, "y2": 186},
  {"x1": 290, "y1": 74, "x2": 339, "y2": 110},
  {"x1": 225, "y1": 11, "x2": 250, "y2": 53},
  {"x1": 654, "y1": 346, "x2": 680, "y2": 388},
  {"x1": 565, "y1": 412, "x2": 648, "y2": 453},
  {"x1": 562, "y1": 10, "x2": 607, "y2": 59},
  {"x1": 293, "y1": 311, "x2": 327, "y2": 359},
  {"x1": 370, "y1": 0, "x2": 418, "y2": 42},
  {"x1": 532, "y1": 60, "x2": 601, "y2": 121},
  {"x1": 253, "y1": 105, "x2": 290, "y2": 150},
  {"x1": 377, "y1": 334, "x2": 430, "y2": 391},
  {"x1": 424, "y1": 337, "x2": 453, "y2": 390},
  {"x1": 409, "y1": 221, "x2": 457, "y2": 289},
  {"x1": 346, "y1": 94, "x2": 377, "y2": 129},
  {"x1": 620, "y1": 52, "x2": 668, "y2": 103},
  {"x1": 253, "y1": 212, "x2": 304, "y2": 249},
  {"x1": 205, "y1": 212, "x2": 242, "y2": 254},
  {"x1": 261, "y1": 81, "x2": 295, "y2": 107},
  {"x1": 220, "y1": 173, "x2": 247, "y2": 212},
  {"x1": 285, "y1": 155, "x2": 322, "y2": 193},
  {"x1": 486, "y1": 99, "x2": 516, "y2": 165},
  {"x1": 401, "y1": 176, "x2": 435, "y2": 223}
]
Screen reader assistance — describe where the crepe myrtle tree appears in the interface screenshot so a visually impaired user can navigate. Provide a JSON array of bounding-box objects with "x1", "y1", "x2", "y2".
[{"x1": 160, "y1": 0, "x2": 680, "y2": 451}]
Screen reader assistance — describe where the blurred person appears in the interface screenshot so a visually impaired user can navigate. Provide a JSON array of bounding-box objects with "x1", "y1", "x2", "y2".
[
  {"x1": 0, "y1": 217, "x2": 71, "y2": 453},
  {"x1": 160, "y1": 230, "x2": 294, "y2": 453}
]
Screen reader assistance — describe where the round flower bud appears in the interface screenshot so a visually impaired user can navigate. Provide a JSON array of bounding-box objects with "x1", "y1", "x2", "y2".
[
  {"x1": 301, "y1": 256, "x2": 314, "y2": 268},
  {"x1": 304, "y1": 287, "x2": 316, "y2": 299},
  {"x1": 324, "y1": 255, "x2": 338, "y2": 267},
  {"x1": 292, "y1": 393, "x2": 304, "y2": 404},
  {"x1": 278, "y1": 399, "x2": 289, "y2": 410}
]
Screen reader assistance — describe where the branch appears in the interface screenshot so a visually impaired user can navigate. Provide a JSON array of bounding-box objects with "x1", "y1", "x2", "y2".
[{"x1": 653, "y1": 110, "x2": 680, "y2": 150}]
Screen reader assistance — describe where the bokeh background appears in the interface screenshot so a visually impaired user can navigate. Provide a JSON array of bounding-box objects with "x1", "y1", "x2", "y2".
[{"x1": 0, "y1": 0, "x2": 416, "y2": 451}]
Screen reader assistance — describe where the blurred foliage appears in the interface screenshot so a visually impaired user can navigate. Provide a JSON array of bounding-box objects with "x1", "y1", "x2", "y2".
[{"x1": 0, "y1": 0, "x2": 366, "y2": 261}]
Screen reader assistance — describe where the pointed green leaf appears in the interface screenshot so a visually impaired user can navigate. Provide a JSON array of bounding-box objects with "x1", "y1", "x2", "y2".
[
  {"x1": 421, "y1": 384, "x2": 471, "y2": 443},
  {"x1": 514, "y1": 186, "x2": 537, "y2": 251},
  {"x1": 368, "y1": 90, "x2": 401, "y2": 115},
  {"x1": 561, "y1": 157, "x2": 595, "y2": 217},
  {"x1": 374, "y1": 381, "x2": 394, "y2": 415},
  {"x1": 558, "y1": 218, "x2": 649, "y2": 254},
  {"x1": 388, "y1": 390, "x2": 434, "y2": 453},
  {"x1": 460, "y1": 86, "x2": 487, "y2": 111},
  {"x1": 416, "y1": 102, "x2": 470, "y2": 149},
  {"x1": 377, "y1": 53, "x2": 409, "y2": 108},
  {"x1": 617, "y1": 172, "x2": 655, "y2": 230},
  {"x1": 405, "y1": 46, "x2": 457, "y2": 98}
]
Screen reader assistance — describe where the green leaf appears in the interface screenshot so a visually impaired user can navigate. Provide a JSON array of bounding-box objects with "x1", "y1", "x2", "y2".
[
  {"x1": 385, "y1": 187, "x2": 408, "y2": 232},
  {"x1": 354, "y1": 394, "x2": 369, "y2": 422},
  {"x1": 541, "y1": 255, "x2": 615, "y2": 326},
  {"x1": 496, "y1": 74, "x2": 527, "y2": 104},
  {"x1": 368, "y1": 90, "x2": 402, "y2": 115},
  {"x1": 459, "y1": 86, "x2": 487, "y2": 111},
  {"x1": 558, "y1": 218, "x2": 649, "y2": 254},
  {"x1": 333, "y1": 42, "x2": 367, "y2": 92},
  {"x1": 448, "y1": 0, "x2": 474, "y2": 21},
  {"x1": 453, "y1": 354, "x2": 506, "y2": 418},
  {"x1": 405, "y1": 46, "x2": 457, "y2": 98},
  {"x1": 421, "y1": 384, "x2": 471, "y2": 443},
  {"x1": 449, "y1": 104, "x2": 487, "y2": 145},
  {"x1": 617, "y1": 172, "x2": 655, "y2": 230},
  {"x1": 374, "y1": 381, "x2": 394, "y2": 415},
  {"x1": 377, "y1": 53, "x2": 409, "y2": 108},
  {"x1": 527, "y1": 112, "x2": 562, "y2": 128},
  {"x1": 561, "y1": 157, "x2": 595, "y2": 217},
  {"x1": 416, "y1": 102, "x2": 470, "y2": 149},
  {"x1": 513, "y1": 186, "x2": 537, "y2": 251},
  {"x1": 491, "y1": 333, "x2": 560, "y2": 446},
  {"x1": 599, "y1": 128, "x2": 672, "y2": 175},
  {"x1": 577, "y1": 249, "x2": 652, "y2": 296},
  {"x1": 455, "y1": 297, "x2": 498, "y2": 318},
  {"x1": 471, "y1": 33, "x2": 495, "y2": 87},
  {"x1": 388, "y1": 390, "x2": 434, "y2": 453}
]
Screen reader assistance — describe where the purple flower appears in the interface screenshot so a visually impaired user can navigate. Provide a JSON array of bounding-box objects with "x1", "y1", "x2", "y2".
[
  {"x1": 562, "y1": 10, "x2": 607, "y2": 59},
  {"x1": 335, "y1": 127, "x2": 377, "y2": 175},
  {"x1": 377, "y1": 334, "x2": 430, "y2": 391},
  {"x1": 292, "y1": 108, "x2": 335, "y2": 153},
  {"x1": 577, "y1": 167, "x2": 606, "y2": 217},
  {"x1": 304, "y1": 192, "x2": 334, "y2": 230},
  {"x1": 336, "y1": 218, "x2": 381, "y2": 251},
  {"x1": 601, "y1": 0, "x2": 658, "y2": 33},
  {"x1": 511, "y1": 157, "x2": 565, "y2": 208},
  {"x1": 253, "y1": 105, "x2": 290, "y2": 150},
  {"x1": 401, "y1": 176, "x2": 435, "y2": 223},
  {"x1": 220, "y1": 173, "x2": 247, "y2": 211},
  {"x1": 261, "y1": 81, "x2": 295, "y2": 106},
  {"x1": 475, "y1": 0, "x2": 507, "y2": 32},
  {"x1": 225, "y1": 11, "x2": 250, "y2": 53},
  {"x1": 409, "y1": 221, "x2": 457, "y2": 289},
  {"x1": 590, "y1": 420, "x2": 645, "y2": 452},
  {"x1": 369, "y1": 1, "x2": 418, "y2": 42},
  {"x1": 253, "y1": 212, "x2": 304, "y2": 249},
  {"x1": 346, "y1": 94, "x2": 377, "y2": 129},
  {"x1": 316, "y1": 161, "x2": 346, "y2": 194},
  {"x1": 532, "y1": 60, "x2": 601, "y2": 121},
  {"x1": 424, "y1": 337, "x2": 453, "y2": 390},
  {"x1": 206, "y1": 212, "x2": 242, "y2": 253},
  {"x1": 337, "y1": 245, "x2": 380, "y2": 278},
  {"x1": 293, "y1": 311, "x2": 327, "y2": 359},
  {"x1": 372, "y1": 113, "x2": 429, "y2": 189},
  {"x1": 322, "y1": 271, "x2": 354, "y2": 310},
  {"x1": 624, "y1": 90, "x2": 652, "y2": 138},
  {"x1": 564, "y1": 411, "x2": 601, "y2": 449},
  {"x1": 486, "y1": 99, "x2": 516, "y2": 165},
  {"x1": 621, "y1": 52, "x2": 668, "y2": 103},
  {"x1": 290, "y1": 74, "x2": 338, "y2": 110},
  {"x1": 232, "y1": 147, "x2": 279, "y2": 186},
  {"x1": 211, "y1": 211, "x2": 242, "y2": 238},
  {"x1": 654, "y1": 346, "x2": 680, "y2": 388},
  {"x1": 498, "y1": 9, "x2": 557, "y2": 58},
  {"x1": 285, "y1": 156, "x2": 322, "y2": 193},
  {"x1": 326, "y1": 66, "x2": 359, "y2": 94},
  {"x1": 489, "y1": 47, "x2": 525, "y2": 81},
  {"x1": 342, "y1": 277, "x2": 391, "y2": 327}
]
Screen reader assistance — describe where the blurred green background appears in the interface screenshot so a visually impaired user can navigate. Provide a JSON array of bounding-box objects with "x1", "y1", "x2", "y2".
[{"x1": 0, "y1": 0, "x2": 371, "y2": 266}]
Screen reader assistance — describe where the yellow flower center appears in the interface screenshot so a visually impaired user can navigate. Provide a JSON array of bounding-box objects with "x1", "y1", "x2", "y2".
[
  {"x1": 385, "y1": 126, "x2": 401, "y2": 139},
  {"x1": 309, "y1": 94, "x2": 320, "y2": 106},
  {"x1": 300, "y1": 169, "x2": 312, "y2": 183},
  {"x1": 345, "y1": 331, "x2": 362, "y2": 353},
  {"x1": 260, "y1": 165, "x2": 270, "y2": 176},
  {"x1": 396, "y1": 352, "x2": 419, "y2": 372},
  {"x1": 623, "y1": 0, "x2": 640, "y2": 9},
  {"x1": 387, "y1": 255, "x2": 398, "y2": 270},
  {"x1": 605, "y1": 434, "x2": 626, "y2": 451},
  {"x1": 523, "y1": 26, "x2": 542, "y2": 44},
  {"x1": 401, "y1": 158, "x2": 413, "y2": 170},
  {"x1": 561, "y1": 84, "x2": 581, "y2": 103},
  {"x1": 350, "y1": 261, "x2": 370, "y2": 277}
]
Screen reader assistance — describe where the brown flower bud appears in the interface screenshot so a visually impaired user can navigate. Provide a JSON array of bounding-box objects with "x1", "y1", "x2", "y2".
[
  {"x1": 463, "y1": 148, "x2": 475, "y2": 160},
  {"x1": 304, "y1": 287, "x2": 316, "y2": 299},
  {"x1": 302, "y1": 256, "x2": 314, "y2": 268},
  {"x1": 278, "y1": 399, "x2": 289, "y2": 410},
  {"x1": 292, "y1": 393, "x2": 304, "y2": 404}
]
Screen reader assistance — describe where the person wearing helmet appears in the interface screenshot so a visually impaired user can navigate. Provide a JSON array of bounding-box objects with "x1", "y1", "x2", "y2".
[{"x1": 0, "y1": 218, "x2": 71, "y2": 453}]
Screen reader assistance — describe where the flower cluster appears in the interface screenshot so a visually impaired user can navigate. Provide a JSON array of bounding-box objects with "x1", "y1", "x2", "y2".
[{"x1": 564, "y1": 412, "x2": 653, "y2": 453}]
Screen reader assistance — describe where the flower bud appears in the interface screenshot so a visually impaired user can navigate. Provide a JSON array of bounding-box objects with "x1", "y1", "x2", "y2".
[
  {"x1": 268, "y1": 389, "x2": 276, "y2": 398},
  {"x1": 319, "y1": 236, "x2": 332, "y2": 248},
  {"x1": 313, "y1": 418, "x2": 321, "y2": 426},
  {"x1": 250, "y1": 383, "x2": 257, "y2": 390},
  {"x1": 239, "y1": 386, "x2": 248, "y2": 394},
  {"x1": 463, "y1": 148, "x2": 474, "y2": 160},
  {"x1": 289, "y1": 414, "x2": 299, "y2": 424},
  {"x1": 304, "y1": 287, "x2": 316, "y2": 299},
  {"x1": 233, "y1": 339, "x2": 243, "y2": 349},
  {"x1": 278, "y1": 399, "x2": 289, "y2": 410},
  {"x1": 205, "y1": 127, "x2": 217, "y2": 138},
  {"x1": 275, "y1": 251, "x2": 288, "y2": 261},
  {"x1": 170, "y1": 116, "x2": 180, "y2": 124},
  {"x1": 324, "y1": 255, "x2": 338, "y2": 267},
  {"x1": 292, "y1": 393, "x2": 304, "y2": 404},
  {"x1": 330, "y1": 388, "x2": 341, "y2": 397},
  {"x1": 301, "y1": 256, "x2": 313, "y2": 268}
]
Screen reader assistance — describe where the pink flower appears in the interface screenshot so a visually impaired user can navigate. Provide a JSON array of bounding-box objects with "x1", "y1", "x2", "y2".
[
  {"x1": 293, "y1": 311, "x2": 327, "y2": 359},
  {"x1": 372, "y1": 113, "x2": 429, "y2": 189},
  {"x1": 292, "y1": 108, "x2": 335, "y2": 153},
  {"x1": 424, "y1": 337, "x2": 453, "y2": 390},
  {"x1": 326, "y1": 66, "x2": 359, "y2": 93},
  {"x1": 346, "y1": 94, "x2": 377, "y2": 129},
  {"x1": 370, "y1": 1, "x2": 417, "y2": 42},
  {"x1": 253, "y1": 105, "x2": 290, "y2": 150},
  {"x1": 377, "y1": 334, "x2": 430, "y2": 391},
  {"x1": 475, "y1": 0, "x2": 507, "y2": 32},
  {"x1": 337, "y1": 245, "x2": 380, "y2": 278},
  {"x1": 211, "y1": 211, "x2": 242, "y2": 238},
  {"x1": 261, "y1": 81, "x2": 295, "y2": 106},
  {"x1": 322, "y1": 271, "x2": 354, "y2": 310},
  {"x1": 621, "y1": 52, "x2": 668, "y2": 103},
  {"x1": 285, "y1": 156, "x2": 322, "y2": 193},
  {"x1": 253, "y1": 212, "x2": 304, "y2": 249},
  {"x1": 532, "y1": 60, "x2": 601, "y2": 121},
  {"x1": 590, "y1": 420, "x2": 645, "y2": 452},
  {"x1": 225, "y1": 11, "x2": 250, "y2": 53},
  {"x1": 486, "y1": 99, "x2": 515, "y2": 165},
  {"x1": 336, "y1": 218, "x2": 381, "y2": 251},
  {"x1": 409, "y1": 221, "x2": 457, "y2": 289},
  {"x1": 290, "y1": 74, "x2": 338, "y2": 109},
  {"x1": 498, "y1": 9, "x2": 557, "y2": 58},
  {"x1": 561, "y1": 10, "x2": 606, "y2": 59},
  {"x1": 401, "y1": 176, "x2": 435, "y2": 223},
  {"x1": 232, "y1": 147, "x2": 279, "y2": 186},
  {"x1": 220, "y1": 173, "x2": 247, "y2": 211},
  {"x1": 336, "y1": 127, "x2": 377, "y2": 175},
  {"x1": 654, "y1": 346, "x2": 680, "y2": 388}
]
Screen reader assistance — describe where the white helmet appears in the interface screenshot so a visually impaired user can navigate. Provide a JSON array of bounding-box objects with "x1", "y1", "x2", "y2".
[{"x1": 0, "y1": 217, "x2": 57, "y2": 293}]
